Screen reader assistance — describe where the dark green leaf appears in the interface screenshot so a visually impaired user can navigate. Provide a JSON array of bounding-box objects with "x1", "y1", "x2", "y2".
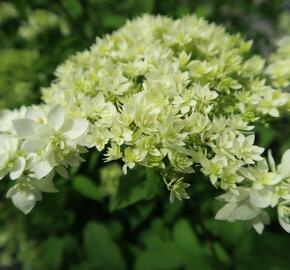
[
  {"x1": 173, "y1": 219, "x2": 200, "y2": 256},
  {"x1": 109, "y1": 167, "x2": 162, "y2": 211},
  {"x1": 102, "y1": 15, "x2": 126, "y2": 29},
  {"x1": 134, "y1": 241, "x2": 185, "y2": 270},
  {"x1": 83, "y1": 222, "x2": 126, "y2": 270},
  {"x1": 256, "y1": 125, "x2": 276, "y2": 148},
  {"x1": 39, "y1": 237, "x2": 64, "y2": 270},
  {"x1": 73, "y1": 175, "x2": 104, "y2": 201}
]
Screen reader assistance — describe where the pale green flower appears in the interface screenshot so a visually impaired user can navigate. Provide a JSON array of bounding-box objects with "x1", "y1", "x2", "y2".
[
  {"x1": 104, "y1": 143, "x2": 122, "y2": 162},
  {"x1": 122, "y1": 147, "x2": 145, "y2": 174},
  {"x1": 168, "y1": 178, "x2": 190, "y2": 203},
  {"x1": 233, "y1": 134, "x2": 264, "y2": 164},
  {"x1": 200, "y1": 155, "x2": 227, "y2": 185}
]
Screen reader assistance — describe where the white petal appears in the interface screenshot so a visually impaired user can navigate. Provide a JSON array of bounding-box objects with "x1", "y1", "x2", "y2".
[
  {"x1": 278, "y1": 205, "x2": 290, "y2": 233},
  {"x1": 239, "y1": 168, "x2": 255, "y2": 181},
  {"x1": 22, "y1": 138, "x2": 46, "y2": 152},
  {"x1": 9, "y1": 157, "x2": 26, "y2": 180},
  {"x1": 251, "y1": 218, "x2": 265, "y2": 234},
  {"x1": 12, "y1": 192, "x2": 36, "y2": 214},
  {"x1": 249, "y1": 190, "x2": 272, "y2": 208},
  {"x1": 13, "y1": 119, "x2": 36, "y2": 137},
  {"x1": 217, "y1": 188, "x2": 249, "y2": 203},
  {"x1": 36, "y1": 124, "x2": 53, "y2": 137},
  {"x1": 6, "y1": 185, "x2": 17, "y2": 198},
  {"x1": 63, "y1": 119, "x2": 89, "y2": 140},
  {"x1": 246, "y1": 134, "x2": 255, "y2": 145},
  {"x1": 278, "y1": 216, "x2": 290, "y2": 233},
  {"x1": 6, "y1": 186, "x2": 41, "y2": 214},
  {"x1": 280, "y1": 149, "x2": 290, "y2": 178},
  {"x1": 33, "y1": 174, "x2": 58, "y2": 193},
  {"x1": 33, "y1": 153, "x2": 54, "y2": 179},
  {"x1": 267, "y1": 150, "x2": 276, "y2": 173},
  {"x1": 215, "y1": 202, "x2": 237, "y2": 220},
  {"x1": 25, "y1": 107, "x2": 45, "y2": 122},
  {"x1": 47, "y1": 106, "x2": 64, "y2": 131},
  {"x1": 230, "y1": 204, "x2": 259, "y2": 221},
  {"x1": 56, "y1": 166, "x2": 69, "y2": 178}
]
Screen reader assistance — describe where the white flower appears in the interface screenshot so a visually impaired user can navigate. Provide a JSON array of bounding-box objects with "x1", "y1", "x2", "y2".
[
  {"x1": 0, "y1": 135, "x2": 25, "y2": 180},
  {"x1": 249, "y1": 187, "x2": 278, "y2": 208},
  {"x1": 81, "y1": 124, "x2": 111, "y2": 151},
  {"x1": 215, "y1": 201, "x2": 261, "y2": 221},
  {"x1": 191, "y1": 83, "x2": 218, "y2": 103},
  {"x1": 104, "y1": 143, "x2": 123, "y2": 162},
  {"x1": 13, "y1": 105, "x2": 89, "y2": 179},
  {"x1": 6, "y1": 183, "x2": 42, "y2": 214},
  {"x1": 168, "y1": 177, "x2": 190, "y2": 203},
  {"x1": 278, "y1": 202, "x2": 290, "y2": 233},
  {"x1": 277, "y1": 149, "x2": 290, "y2": 179},
  {"x1": 216, "y1": 187, "x2": 271, "y2": 233},
  {"x1": 240, "y1": 160, "x2": 282, "y2": 190},
  {"x1": 250, "y1": 212, "x2": 270, "y2": 234},
  {"x1": 233, "y1": 134, "x2": 264, "y2": 164},
  {"x1": 200, "y1": 155, "x2": 227, "y2": 185},
  {"x1": 0, "y1": 106, "x2": 27, "y2": 134},
  {"x1": 6, "y1": 172, "x2": 58, "y2": 214}
]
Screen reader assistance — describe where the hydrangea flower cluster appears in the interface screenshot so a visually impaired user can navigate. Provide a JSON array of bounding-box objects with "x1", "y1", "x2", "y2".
[{"x1": 1, "y1": 15, "x2": 290, "y2": 233}]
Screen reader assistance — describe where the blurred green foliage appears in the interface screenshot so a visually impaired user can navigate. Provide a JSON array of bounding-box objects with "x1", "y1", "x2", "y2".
[
  {"x1": 0, "y1": 49, "x2": 42, "y2": 109},
  {"x1": 1, "y1": 0, "x2": 290, "y2": 269}
]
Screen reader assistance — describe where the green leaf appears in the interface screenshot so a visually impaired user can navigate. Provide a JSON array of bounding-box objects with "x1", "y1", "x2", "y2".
[
  {"x1": 102, "y1": 15, "x2": 126, "y2": 29},
  {"x1": 134, "y1": 241, "x2": 185, "y2": 270},
  {"x1": 109, "y1": 167, "x2": 162, "y2": 211},
  {"x1": 73, "y1": 175, "x2": 104, "y2": 201},
  {"x1": 137, "y1": 0, "x2": 154, "y2": 13},
  {"x1": 256, "y1": 125, "x2": 276, "y2": 147},
  {"x1": 39, "y1": 237, "x2": 64, "y2": 270},
  {"x1": 236, "y1": 232, "x2": 290, "y2": 270},
  {"x1": 69, "y1": 262, "x2": 94, "y2": 270},
  {"x1": 129, "y1": 202, "x2": 155, "y2": 229},
  {"x1": 214, "y1": 243, "x2": 231, "y2": 265},
  {"x1": 173, "y1": 219, "x2": 200, "y2": 256},
  {"x1": 62, "y1": 0, "x2": 83, "y2": 18},
  {"x1": 195, "y1": 5, "x2": 213, "y2": 18},
  {"x1": 173, "y1": 219, "x2": 211, "y2": 269},
  {"x1": 146, "y1": 168, "x2": 163, "y2": 196},
  {"x1": 88, "y1": 151, "x2": 100, "y2": 172},
  {"x1": 83, "y1": 222, "x2": 126, "y2": 270}
]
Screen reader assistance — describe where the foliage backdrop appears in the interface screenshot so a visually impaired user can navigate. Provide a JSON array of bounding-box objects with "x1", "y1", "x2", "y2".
[{"x1": 1, "y1": 0, "x2": 290, "y2": 269}]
